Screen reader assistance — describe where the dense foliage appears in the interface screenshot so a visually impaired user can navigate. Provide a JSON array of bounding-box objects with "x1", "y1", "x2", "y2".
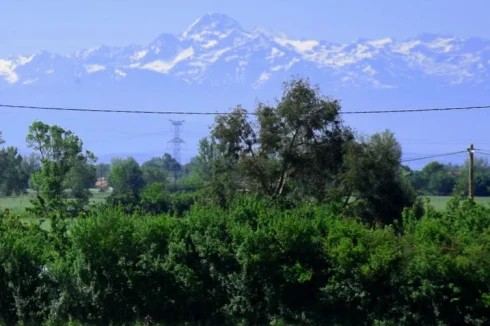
[
  {"x1": 0, "y1": 197, "x2": 490, "y2": 325},
  {"x1": 1, "y1": 77, "x2": 489, "y2": 325}
]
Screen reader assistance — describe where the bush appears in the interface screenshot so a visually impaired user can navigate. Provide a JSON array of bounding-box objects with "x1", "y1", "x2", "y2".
[
  {"x1": 49, "y1": 207, "x2": 179, "y2": 325},
  {"x1": 0, "y1": 210, "x2": 52, "y2": 325},
  {"x1": 140, "y1": 182, "x2": 170, "y2": 214},
  {"x1": 168, "y1": 191, "x2": 197, "y2": 217},
  {"x1": 2, "y1": 196, "x2": 490, "y2": 324}
]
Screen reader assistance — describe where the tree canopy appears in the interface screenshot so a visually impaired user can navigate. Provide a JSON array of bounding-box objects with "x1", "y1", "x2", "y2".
[
  {"x1": 211, "y1": 78, "x2": 353, "y2": 204},
  {"x1": 207, "y1": 77, "x2": 415, "y2": 224},
  {"x1": 108, "y1": 157, "x2": 145, "y2": 198},
  {"x1": 26, "y1": 121, "x2": 95, "y2": 216}
]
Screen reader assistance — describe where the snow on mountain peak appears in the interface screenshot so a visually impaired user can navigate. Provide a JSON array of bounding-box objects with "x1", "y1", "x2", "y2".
[
  {"x1": 16, "y1": 53, "x2": 37, "y2": 66},
  {"x1": 141, "y1": 47, "x2": 195, "y2": 74},
  {"x1": 131, "y1": 50, "x2": 148, "y2": 61},
  {"x1": 183, "y1": 13, "x2": 242, "y2": 35},
  {"x1": 392, "y1": 40, "x2": 422, "y2": 55},
  {"x1": 366, "y1": 37, "x2": 393, "y2": 48},
  {"x1": 181, "y1": 13, "x2": 243, "y2": 42},
  {"x1": 1, "y1": 14, "x2": 490, "y2": 89},
  {"x1": 274, "y1": 37, "x2": 319, "y2": 53}
]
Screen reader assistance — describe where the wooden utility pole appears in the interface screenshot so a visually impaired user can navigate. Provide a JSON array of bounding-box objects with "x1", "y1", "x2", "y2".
[{"x1": 468, "y1": 143, "x2": 475, "y2": 200}]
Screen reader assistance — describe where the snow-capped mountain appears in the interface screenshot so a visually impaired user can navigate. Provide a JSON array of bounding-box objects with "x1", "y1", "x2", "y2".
[
  {"x1": 1, "y1": 13, "x2": 490, "y2": 166},
  {"x1": 2, "y1": 13, "x2": 489, "y2": 90}
]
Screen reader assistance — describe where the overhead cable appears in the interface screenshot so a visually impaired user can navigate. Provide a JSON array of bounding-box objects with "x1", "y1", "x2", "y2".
[
  {"x1": 1, "y1": 103, "x2": 490, "y2": 116},
  {"x1": 401, "y1": 151, "x2": 467, "y2": 163}
]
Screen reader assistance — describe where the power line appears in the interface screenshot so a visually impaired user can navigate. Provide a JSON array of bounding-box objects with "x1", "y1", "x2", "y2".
[
  {"x1": 475, "y1": 150, "x2": 490, "y2": 156},
  {"x1": 401, "y1": 150, "x2": 467, "y2": 163},
  {"x1": 0, "y1": 104, "x2": 223, "y2": 115},
  {"x1": 342, "y1": 105, "x2": 490, "y2": 115},
  {"x1": 2, "y1": 103, "x2": 490, "y2": 116}
]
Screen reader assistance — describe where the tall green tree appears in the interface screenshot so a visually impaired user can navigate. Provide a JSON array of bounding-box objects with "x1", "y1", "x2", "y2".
[
  {"x1": 26, "y1": 121, "x2": 96, "y2": 216},
  {"x1": 143, "y1": 154, "x2": 182, "y2": 184},
  {"x1": 142, "y1": 154, "x2": 181, "y2": 172},
  {"x1": 141, "y1": 157, "x2": 170, "y2": 186},
  {"x1": 421, "y1": 162, "x2": 456, "y2": 195},
  {"x1": 0, "y1": 132, "x2": 30, "y2": 196},
  {"x1": 108, "y1": 157, "x2": 145, "y2": 197},
  {"x1": 0, "y1": 146, "x2": 29, "y2": 196},
  {"x1": 341, "y1": 130, "x2": 417, "y2": 225},
  {"x1": 176, "y1": 137, "x2": 220, "y2": 191},
  {"x1": 141, "y1": 165, "x2": 168, "y2": 186},
  {"x1": 210, "y1": 77, "x2": 353, "y2": 205},
  {"x1": 405, "y1": 161, "x2": 461, "y2": 196},
  {"x1": 65, "y1": 161, "x2": 97, "y2": 200}
]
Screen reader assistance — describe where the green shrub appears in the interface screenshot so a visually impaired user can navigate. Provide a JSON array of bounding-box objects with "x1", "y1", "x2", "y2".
[
  {"x1": 0, "y1": 211, "x2": 52, "y2": 325},
  {"x1": 2, "y1": 195, "x2": 490, "y2": 325},
  {"x1": 140, "y1": 182, "x2": 170, "y2": 214}
]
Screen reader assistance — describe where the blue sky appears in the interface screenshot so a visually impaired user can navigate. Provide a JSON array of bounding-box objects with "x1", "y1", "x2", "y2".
[
  {"x1": 2, "y1": 0, "x2": 490, "y2": 168},
  {"x1": 2, "y1": 0, "x2": 490, "y2": 57}
]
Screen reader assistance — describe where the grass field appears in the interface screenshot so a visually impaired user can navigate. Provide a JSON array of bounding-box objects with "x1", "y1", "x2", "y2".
[
  {"x1": 0, "y1": 190, "x2": 111, "y2": 230},
  {"x1": 425, "y1": 196, "x2": 490, "y2": 211},
  {"x1": 0, "y1": 189, "x2": 110, "y2": 212}
]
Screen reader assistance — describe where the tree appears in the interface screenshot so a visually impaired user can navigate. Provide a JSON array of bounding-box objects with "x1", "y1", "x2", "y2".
[
  {"x1": 0, "y1": 146, "x2": 29, "y2": 196},
  {"x1": 192, "y1": 137, "x2": 219, "y2": 183},
  {"x1": 415, "y1": 162, "x2": 456, "y2": 195},
  {"x1": 26, "y1": 121, "x2": 96, "y2": 216},
  {"x1": 454, "y1": 157, "x2": 490, "y2": 196},
  {"x1": 404, "y1": 167, "x2": 427, "y2": 194},
  {"x1": 142, "y1": 165, "x2": 168, "y2": 187},
  {"x1": 161, "y1": 153, "x2": 181, "y2": 173},
  {"x1": 175, "y1": 137, "x2": 220, "y2": 192},
  {"x1": 141, "y1": 158, "x2": 169, "y2": 186},
  {"x1": 107, "y1": 157, "x2": 145, "y2": 210},
  {"x1": 404, "y1": 161, "x2": 461, "y2": 196},
  {"x1": 108, "y1": 157, "x2": 145, "y2": 197},
  {"x1": 341, "y1": 130, "x2": 417, "y2": 225},
  {"x1": 65, "y1": 161, "x2": 97, "y2": 200},
  {"x1": 210, "y1": 77, "x2": 353, "y2": 205},
  {"x1": 142, "y1": 154, "x2": 181, "y2": 172},
  {"x1": 143, "y1": 154, "x2": 182, "y2": 184},
  {"x1": 140, "y1": 182, "x2": 170, "y2": 213},
  {"x1": 0, "y1": 132, "x2": 30, "y2": 196}
]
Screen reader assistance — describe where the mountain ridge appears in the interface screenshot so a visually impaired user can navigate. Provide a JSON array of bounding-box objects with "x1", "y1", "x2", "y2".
[
  {"x1": 2, "y1": 13, "x2": 489, "y2": 90},
  {"x1": 1, "y1": 13, "x2": 490, "y2": 167}
]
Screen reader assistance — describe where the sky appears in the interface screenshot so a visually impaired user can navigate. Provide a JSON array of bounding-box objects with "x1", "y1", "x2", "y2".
[
  {"x1": 2, "y1": 0, "x2": 490, "y2": 168},
  {"x1": 1, "y1": 0, "x2": 490, "y2": 57}
]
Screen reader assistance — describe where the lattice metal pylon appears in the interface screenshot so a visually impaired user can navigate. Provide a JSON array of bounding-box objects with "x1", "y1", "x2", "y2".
[{"x1": 168, "y1": 120, "x2": 185, "y2": 164}]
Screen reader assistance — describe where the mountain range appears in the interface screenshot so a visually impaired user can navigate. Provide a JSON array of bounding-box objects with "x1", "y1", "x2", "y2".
[{"x1": 1, "y1": 13, "x2": 489, "y2": 166}]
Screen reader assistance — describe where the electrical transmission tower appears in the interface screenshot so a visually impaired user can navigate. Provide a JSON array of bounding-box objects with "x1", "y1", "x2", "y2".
[{"x1": 168, "y1": 120, "x2": 185, "y2": 164}]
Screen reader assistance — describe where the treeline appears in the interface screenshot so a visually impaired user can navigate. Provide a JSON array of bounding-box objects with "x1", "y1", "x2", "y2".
[
  {"x1": 1, "y1": 78, "x2": 490, "y2": 325},
  {"x1": 0, "y1": 134, "x2": 197, "y2": 198},
  {"x1": 405, "y1": 159, "x2": 490, "y2": 196}
]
